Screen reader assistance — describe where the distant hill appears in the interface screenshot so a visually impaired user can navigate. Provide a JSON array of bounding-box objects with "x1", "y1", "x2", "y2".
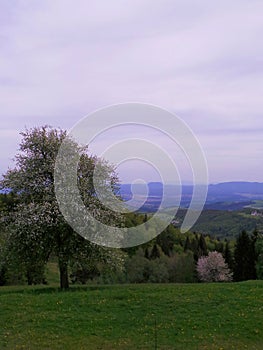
[
  {"x1": 119, "y1": 181, "x2": 263, "y2": 212},
  {"x1": 207, "y1": 182, "x2": 263, "y2": 202},
  {"x1": 119, "y1": 181, "x2": 263, "y2": 238},
  {"x1": 173, "y1": 208, "x2": 263, "y2": 239}
]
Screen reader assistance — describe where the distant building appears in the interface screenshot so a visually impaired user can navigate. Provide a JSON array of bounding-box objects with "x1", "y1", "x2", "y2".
[{"x1": 251, "y1": 210, "x2": 263, "y2": 217}]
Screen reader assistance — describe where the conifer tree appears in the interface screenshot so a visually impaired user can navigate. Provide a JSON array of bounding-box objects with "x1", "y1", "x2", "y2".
[
  {"x1": 233, "y1": 230, "x2": 256, "y2": 281},
  {"x1": 156, "y1": 226, "x2": 175, "y2": 256},
  {"x1": 255, "y1": 234, "x2": 263, "y2": 279},
  {"x1": 223, "y1": 240, "x2": 233, "y2": 271},
  {"x1": 250, "y1": 228, "x2": 258, "y2": 279},
  {"x1": 184, "y1": 236, "x2": 191, "y2": 252},
  {"x1": 150, "y1": 244, "x2": 160, "y2": 260},
  {"x1": 215, "y1": 240, "x2": 224, "y2": 253},
  {"x1": 198, "y1": 234, "x2": 208, "y2": 256},
  {"x1": 192, "y1": 233, "x2": 199, "y2": 261},
  {"x1": 144, "y1": 247, "x2": 149, "y2": 259}
]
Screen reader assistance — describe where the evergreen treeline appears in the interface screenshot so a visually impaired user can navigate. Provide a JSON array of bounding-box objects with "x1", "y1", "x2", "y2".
[
  {"x1": 68, "y1": 213, "x2": 263, "y2": 284},
  {"x1": 120, "y1": 213, "x2": 262, "y2": 284},
  {"x1": 1, "y1": 196, "x2": 263, "y2": 286}
]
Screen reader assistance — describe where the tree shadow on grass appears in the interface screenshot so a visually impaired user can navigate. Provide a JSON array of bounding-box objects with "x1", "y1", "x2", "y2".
[{"x1": 0, "y1": 284, "x2": 114, "y2": 295}]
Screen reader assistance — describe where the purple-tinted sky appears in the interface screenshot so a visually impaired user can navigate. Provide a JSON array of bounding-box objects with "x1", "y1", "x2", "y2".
[{"x1": 0, "y1": 1, "x2": 262, "y2": 184}]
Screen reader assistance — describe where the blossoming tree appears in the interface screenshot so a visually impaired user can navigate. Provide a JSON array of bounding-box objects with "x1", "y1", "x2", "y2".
[{"x1": 197, "y1": 251, "x2": 232, "y2": 282}]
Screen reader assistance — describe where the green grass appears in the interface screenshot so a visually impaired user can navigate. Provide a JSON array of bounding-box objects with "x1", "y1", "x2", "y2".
[
  {"x1": 0, "y1": 281, "x2": 263, "y2": 349},
  {"x1": 45, "y1": 261, "x2": 60, "y2": 285}
]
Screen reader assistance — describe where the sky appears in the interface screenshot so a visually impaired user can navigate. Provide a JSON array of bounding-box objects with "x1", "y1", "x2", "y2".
[{"x1": 0, "y1": 0, "x2": 262, "y2": 184}]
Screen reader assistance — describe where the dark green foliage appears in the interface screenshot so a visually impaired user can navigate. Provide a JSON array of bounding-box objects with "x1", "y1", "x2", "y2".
[
  {"x1": 70, "y1": 265, "x2": 100, "y2": 284},
  {"x1": 192, "y1": 233, "x2": 199, "y2": 261},
  {"x1": 233, "y1": 230, "x2": 256, "y2": 281},
  {"x1": 144, "y1": 247, "x2": 149, "y2": 259},
  {"x1": 167, "y1": 252, "x2": 196, "y2": 283},
  {"x1": 156, "y1": 227, "x2": 176, "y2": 256},
  {"x1": 223, "y1": 240, "x2": 234, "y2": 271},
  {"x1": 255, "y1": 235, "x2": 263, "y2": 279},
  {"x1": 215, "y1": 240, "x2": 224, "y2": 253},
  {"x1": 25, "y1": 263, "x2": 47, "y2": 286},
  {"x1": 176, "y1": 208, "x2": 263, "y2": 239},
  {"x1": 146, "y1": 258, "x2": 169, "y2": 283},
  {"x1": 183, "y1": 236, "x2": 191, "y2": 252},
  {"x1": 0, "y1": 265, "x2": 7, "y2": 286},
  {"x1": 198, "y1": 234, "x2": 208, "y2": 256},
  {"x1": 125, "y1": 254, "x2": 149, "y2": 283},
  {"x1": 125, "y1": 249, "x2": 195, "y2": 284},
  {"x1": 0, "y1": 193, "x2": 19, "y2": 212},
  {"x1": 150, "y1": 244, "x2": 161, "y2": 259}
]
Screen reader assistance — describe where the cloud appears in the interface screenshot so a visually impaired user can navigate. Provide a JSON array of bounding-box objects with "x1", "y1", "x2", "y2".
[{"x1": 0, "y1": 0, "x2": 262, "y2": 182}]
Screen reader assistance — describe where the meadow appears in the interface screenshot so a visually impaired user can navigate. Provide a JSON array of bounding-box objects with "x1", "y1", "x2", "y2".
[{"x1": 0, "y1": 280, "x2": 262, "y2": 349}]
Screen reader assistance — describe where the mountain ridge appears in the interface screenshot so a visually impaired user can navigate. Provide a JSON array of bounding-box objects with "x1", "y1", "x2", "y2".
[{"x1": 119, "y1": 181, "x2": 263, "y2": 211}]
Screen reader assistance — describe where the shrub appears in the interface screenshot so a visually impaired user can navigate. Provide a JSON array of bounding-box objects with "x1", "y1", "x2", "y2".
[{"x1": 197, "y1": 251, "x2": 232, "y2": 282}]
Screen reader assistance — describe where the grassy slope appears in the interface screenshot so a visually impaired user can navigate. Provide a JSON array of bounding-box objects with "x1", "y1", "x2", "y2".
[{"x1": 0, "y1": 281, "x2": 263, "y2": 349}]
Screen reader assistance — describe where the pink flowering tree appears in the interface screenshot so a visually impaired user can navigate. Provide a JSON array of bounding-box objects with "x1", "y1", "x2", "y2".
[{"x1": 197, "y1": 251, "x2": 232, "y2": 282}]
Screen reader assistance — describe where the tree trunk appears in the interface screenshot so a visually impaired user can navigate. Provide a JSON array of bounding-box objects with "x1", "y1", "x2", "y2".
[
  {"x1": 59, "y1": 261, "x2": 69, "y2": 290},
  {"x1": 26, "y1": 269, "x2": 33, "y2": 285}
]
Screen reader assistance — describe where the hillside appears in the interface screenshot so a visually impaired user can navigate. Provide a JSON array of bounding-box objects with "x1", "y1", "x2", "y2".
[
  {"x1": 1, "y1": 282, "x2": 262, "y2": 349},
  {"x1": 173, "y1": 208, "x2": 263, "y2": 239}
]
